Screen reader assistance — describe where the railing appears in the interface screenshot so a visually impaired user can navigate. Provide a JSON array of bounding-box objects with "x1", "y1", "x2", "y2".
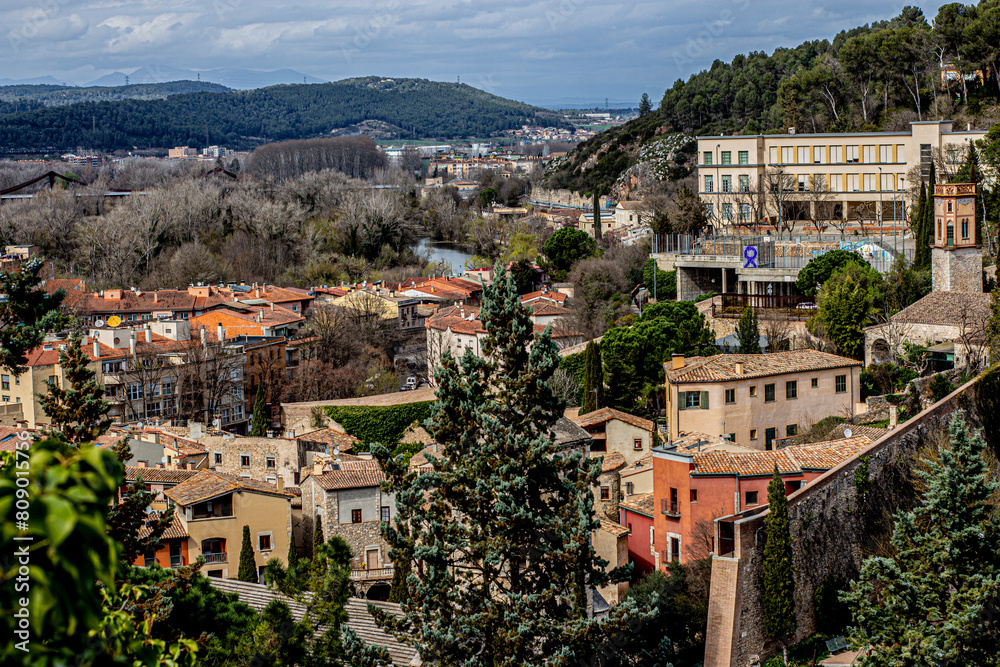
[
  {"x1": 203, "y1": 552, "x2": 227, "y2": 564},
  {"x1": 350, "y1": 567, "x2": 394, "y2": 581},
  {"x1": 712, "y1": 293, "x2": 816, "y2": 319},
  {"x1": 661, "y1": 500, "x2": 680, "y2": 517},
  {"x1": 170, "y1": 555, "x2": 185, "y2": 568}
]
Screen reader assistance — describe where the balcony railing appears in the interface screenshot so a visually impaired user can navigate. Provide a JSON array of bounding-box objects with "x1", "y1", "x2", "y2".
[
  {"x1": 350, "y1": 567, "x2": 394, "y2": 581},
  {"x1": 203, "y1": 552, "x2": 227, "y2": 564},
  {"x1": 170, "y1": 555, "x2": 185, "y2": 568},
  {"x1": 661, "y1": 500, "x2": 680, "y2": 518}
]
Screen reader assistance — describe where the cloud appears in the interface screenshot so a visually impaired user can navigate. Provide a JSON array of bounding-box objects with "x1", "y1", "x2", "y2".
[{"x1": 0, "y1": 0, "x2": 959, "y2": 104}]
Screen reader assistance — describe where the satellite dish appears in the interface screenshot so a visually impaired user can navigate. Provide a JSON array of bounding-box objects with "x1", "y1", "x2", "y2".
[
  {"x1": 95, "y1": 319, "x2": 106, "y2": 328},
  {"x1": 107, "y1": 315, "x2": 122, "y2": 328},
  {"x1": 843, "y1": 428, "x2": 853, "y2": 438},
  {"x1": 333, "y1": 446, "x2": 340, "y2": 457},
  {"x1": 136, "y1": 422, "x2": 144, "y2": 429}
]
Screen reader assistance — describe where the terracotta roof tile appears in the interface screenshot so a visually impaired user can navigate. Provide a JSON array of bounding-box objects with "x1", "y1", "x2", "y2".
[
  {"x1": 521, "y1": 289, "x2": 568, "y2": 305},
  {"x1": 599, "y1": 519, "x2": 630, "y2": 537},
  {"x1": 139, "y1": 513, "x2": 188, "y2": 540},
  {"x1": 295, "y1": 429, "x2": 359, "y2": 451},
  {"x1": 881, "y1": 291, "x2": 990, "y2": 327},
  {"x1": 691, "y1": 436, "x2": 872, "y2": 476},
  {"x1": 666, "y1": 350, "x2": 861, "y2": 384},
  {"x1": 165, "y1": 470, "x2": 290, "y2": 505},
  {"x1": 571, "y1": 407, "x2": 654, "y2": 432},
  {"x1": 619, "y1": 492, "x2": 654, "y2": 517},
  {"x1": 596, "y1": 451, "x2": 627, "y2": 472},
  {"x1": 427, "y1": 304, "x2": 582, "y2": 339},
  {"x1": 311, "y1": 459, "x2": 385, "y2": 490},
  {"x1": 125, "y1": 467, "x2": 199, "y2": 484}
]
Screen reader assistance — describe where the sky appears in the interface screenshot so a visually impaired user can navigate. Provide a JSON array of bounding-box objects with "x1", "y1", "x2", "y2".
[{"x1": 2, "y1": 1, "x2": 956, "y2": 107}]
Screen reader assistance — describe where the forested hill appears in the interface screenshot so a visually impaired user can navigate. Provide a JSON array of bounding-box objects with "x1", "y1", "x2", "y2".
[
  {"x1": 545, "y1": 3, "x2": 1000, "y2": 194},
  {"x1": 0, "y1": 77, "x2": 566, "y2": 153},
  {"x1": 0, "y1": 81, "x2": 232, "y2": 109}
]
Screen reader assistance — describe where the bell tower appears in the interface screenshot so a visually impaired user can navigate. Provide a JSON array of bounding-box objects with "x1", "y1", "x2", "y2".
[{"x1": 931, "y1": 183, "x2": 982, "y2": 293}]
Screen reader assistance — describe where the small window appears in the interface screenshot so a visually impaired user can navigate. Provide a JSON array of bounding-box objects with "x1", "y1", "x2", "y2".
[
  {"x1": 749, "y1": 385, "x2": 757, "y2": 397},
  {"x1": 721, "y1": 151, "x2": 731, "y2": 165},
  {"x1": 811, "y1": 377, "x2": 818, "y2": 388},
  {"x1": 625, "y1": 482, "x2": 634, "y2": 495},
  {"x1": 786, "y1": 424, "x2": 798, "y2": 437},
  {"x1": 670, "y1": 537, "x2": 681, "y2": 562},
  {"x1": 738, "y1": 150, "x2": 749, "y2": 165},
  {"x1": 703, "y1": 151, "x2": 713, "y2": 165},
  {"x1": 258, "y1": 534, "x2": 272, "y2": 551},
  {"x1": 633, "y1": 438, "x2": 643, "y2": 450},
  {"x1": 835, "y1": 374, "x2": 847, "y2": 394},
  {"x1": 750, "y1": 429, "x2": 758, "y2": 440},
  {"x1": 764, "y1": 384, "x2": 775, "y2": 403},
  {"x1": 786, "y1": 381, "x2": 797, "y2": 400},
  {"x1": 690, "y1": 489, "x2": 698, "y2": 503},
  {"x1": 684, "y1": 392, "x2": 701, "y2": 409},
  {"x1": 351, "y1": 509, "x2": 363, "y2": 524},
  {"x1": 725, "y1": 388, "x2": 736, "y2": 404},
  {"x1": 728, "y1": 433, "x2": 736, "y2": 443},
  {"x1": 265, "y1": 456, "x2": 276, "y2": 469},
  {"x1": 380, "y1": 506, "x2": 391, "y2": 523},
  {"x1": 600, "y1": 486, "x2": 611, "y2": 500},
  {"x1": 745, "y1": 491, "x2": 759, "y2": 506},
  {"x1": 214, "y1": 452, "x2": 222, "y2": 465},
  {"x1": 240, "y1": 454, "x2": 250, "y2": 467}
]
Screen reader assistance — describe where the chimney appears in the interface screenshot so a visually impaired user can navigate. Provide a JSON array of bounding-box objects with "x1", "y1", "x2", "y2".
[
  {"x1": 153, "y1": 292, "x2": 158, "y2": 303},
  {"x1": 187, "y1": 462, "x2": 196, "y2": 470},
  {"x1": 889, "y1": 406, "x2": 898, "y2": 430},
  {"x1": 129, "y1": 331, "x2": 136, "y2": 357},
  {"x1": 276, "y1": 477, "x2": 284, "y2": 492},
  {"x1": 93, "y1": 339, "x2": 100, "y2": 358},
  {"x1": 190, "y1": 422, "x2": 204, "y2": 439},
  {"x1": 313, "y1": 461, "x2": 324, "y2": 476},
  {"x1": 136, "y1": 461, "x2": 147, "y2": 468},
  {"x1": 217, "y1": 323, "x2": 224, "y2": 343},
  {"x1": 270, "y1": 302, "x2": 274, "y2": 312},
  {"x1": 735, "y1": 362, "x2": 744, "y2": 376},
  {"x1": 671, "y1": 353, "x2": 685, "y2": 370},
  {"x1": 200, "y1": 326, "x2": 207, "y2": 347}
]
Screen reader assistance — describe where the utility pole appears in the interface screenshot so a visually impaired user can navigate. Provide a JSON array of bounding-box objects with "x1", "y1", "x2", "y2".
[{"x1": 878, "y1": 166, "x2": 884, "y2": 264}]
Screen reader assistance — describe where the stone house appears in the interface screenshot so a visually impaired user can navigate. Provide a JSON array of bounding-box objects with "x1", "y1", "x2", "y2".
[
  {"x1": 665, "y1": 350, "x2": 862, "y2": 449},
  {"x1": 570, "y1": 407, "x2": 655, "y2": 465},
  {"x1": 300, "y1": 459, "x2": 396, "y2": 570},
  {"x1": 199, "y1": 433, "x2": 327, "y2": 488}
]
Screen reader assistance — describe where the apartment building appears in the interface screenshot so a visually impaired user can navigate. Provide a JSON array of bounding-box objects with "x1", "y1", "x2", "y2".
[
  {"x1": 664, "y1": 351, "x2": 862, "y2": 448},
  {"x1": 697, "y1": 120, "x2": 987, "y2": 229}
]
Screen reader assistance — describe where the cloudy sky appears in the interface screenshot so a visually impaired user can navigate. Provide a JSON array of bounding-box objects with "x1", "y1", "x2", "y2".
[{"x1": 2, "y1": 1, "x2": 953, "y2": 106}]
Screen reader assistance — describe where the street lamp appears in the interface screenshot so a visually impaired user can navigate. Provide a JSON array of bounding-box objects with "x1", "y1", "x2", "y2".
[{"x1": 877, "y1": 166, "x2": 884, "y2": 263}]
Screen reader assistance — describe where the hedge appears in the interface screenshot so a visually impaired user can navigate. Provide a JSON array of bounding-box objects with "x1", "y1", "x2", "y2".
[{"x1": 323, "y1": 401, "x2": 433, "y2": 449}]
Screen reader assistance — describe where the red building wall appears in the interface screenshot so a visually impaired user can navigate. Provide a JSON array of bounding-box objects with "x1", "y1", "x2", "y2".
[{"x1": 620, "y1": 507, "x2": 655, "y2": 573}]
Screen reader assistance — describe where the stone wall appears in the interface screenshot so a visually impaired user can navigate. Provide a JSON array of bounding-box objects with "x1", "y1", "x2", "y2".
[
  {"x1": 704, "y1": 374, "x2": 984, "y2": 667},
  {"x1": 931, "y1": 246, "x2": 983, "y2": 292},
  {"x1": 531, "y1": 187, "x2": 611, "y2": 210}
]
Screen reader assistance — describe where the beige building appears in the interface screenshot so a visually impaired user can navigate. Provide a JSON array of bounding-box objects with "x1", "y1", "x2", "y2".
[
  {"x1": 697, "y1": 120, "x2": 987, "y2": 230},
  {"x1": 161, "y1": 470, "x2": 293, "y2": 580},
  {"x1": 665, "y1": 350, "x2": 862, "y2": 449},
  {"x1": 570, "y1": 407, "x2": 656, "y2": 466}
]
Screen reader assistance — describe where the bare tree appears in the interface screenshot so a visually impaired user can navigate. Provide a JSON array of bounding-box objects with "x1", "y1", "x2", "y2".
[
  {"x1": 760, "y1": 311, "x2": 794, "y2": 352},
  {"x1": 764, "y1": 167, "x2": 799, "y2": 239}
]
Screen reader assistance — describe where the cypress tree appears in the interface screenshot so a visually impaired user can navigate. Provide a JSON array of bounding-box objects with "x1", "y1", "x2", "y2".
[
  {"x1": 580, "y1": 340, "x2": 603, "y2": 415},
  {"x1": 237, "y1": 525, "x2": 257, "y2": 582},
  {"x1": 371, "y1": 266, "x2": 643, "y2": 666},
  {"x1": 913, "y1": 182, "x2": 929, "y2": 269},
  {"x1": 286, "y1": 536, "x2": 298, "y2": 568},
  {"x1": 923, "y1": 161, "x2": 936, "y2": 252},
  {"x1": 735, "y1": 307, "x2": 760, "y2": 354},
  {"x1": 593, "y1": 191, "x2": 602, "y2": 240},
  {"x1": 762, "y1": 465, "x2": 795, "y2": 664},
  {"x1": 843, "y1": 413, "x2": 1000, "y2": 664},
  {"x1": 250, "y1": 387, "x2": 268, "y2": 437},
  {"x1": 313, "y1": 514, "x2": 325, "y2": 555},
  {"x1": 38, "y1": 332, "x2": 112, "y2": 445}
]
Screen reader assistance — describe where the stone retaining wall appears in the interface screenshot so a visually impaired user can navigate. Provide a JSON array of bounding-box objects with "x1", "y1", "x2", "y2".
[{"x1": 704, "y1": 374, "x2": 984, "y2": 667}]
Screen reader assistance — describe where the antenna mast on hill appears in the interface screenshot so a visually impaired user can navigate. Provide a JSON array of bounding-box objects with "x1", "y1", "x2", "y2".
[{"x1": 125, "y1": 74, "x2": 130, "y2": 87}]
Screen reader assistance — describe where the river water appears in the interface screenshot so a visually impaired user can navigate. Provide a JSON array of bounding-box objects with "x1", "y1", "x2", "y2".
[{"x1": 414, "y1": 237, "x2": 477, "y2": 273}]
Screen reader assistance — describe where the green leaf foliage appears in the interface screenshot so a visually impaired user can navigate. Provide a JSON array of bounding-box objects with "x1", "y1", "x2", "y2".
[
  {"x1": 238, "y1": 525, "x2": 257, "y2": 583},
  {"x1": 842, "y1": 413, "x2": 1000, "y2": 665},
  {"x1": 735, "y1": 307, "x2": 761, "y2": 354},
  {"x1": 580, "y1": 340, "x2": 604, "y2": 415},
  {"x1": 542, "y1": 227, "x2": 597, "y2": 278},
  {"x1": 795, "y1": 249, "x2": 870, "y2": 298},
  {"x1": 250, "y1": 387, "x2": 268, "y2": 437},
  {"x1": 0, "y1": 258, "x2": 65, "y2": 375},
  {"x1": 643, "y1": 260, "x2": 677, "y2": 301},
  {"x1": 37, "y1": 332, "x2": 113, "y2": 445},
  {"x1": 809, "y1": 262, "x2": 882, "y2": 359},
  {"x1": 323, "y1": 401, "x2": 433, "y2": 454}
]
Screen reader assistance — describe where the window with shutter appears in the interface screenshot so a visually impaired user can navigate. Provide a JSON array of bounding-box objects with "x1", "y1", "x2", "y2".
[{"x1": 699, "y1": 391, "x2": 709, "y2": 409}]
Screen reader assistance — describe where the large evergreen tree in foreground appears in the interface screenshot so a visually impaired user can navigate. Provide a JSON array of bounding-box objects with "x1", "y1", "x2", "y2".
[
  {"x1": 843, "y1": 413, "x2": 1000, "y2": 665},
  {"x1": 372, "y1": 268, "x2": 642, "y2": 667},
  {"x1": 0, "y1": 258, "x2": 65, "y2": 375},
  {"x1": 38, "y1": 332, "x2": 113, "y2": 444}
]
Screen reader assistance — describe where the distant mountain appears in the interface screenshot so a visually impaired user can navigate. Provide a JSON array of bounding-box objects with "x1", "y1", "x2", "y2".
[
  {"x1": 0, "y1": 76, "x2": 65, "y2": 86},
  {"x1": 0, "y1": 77, "x2": 569, "y2": 153},
  {"x1": 0, "y1": 81, "x2": 232, "y2": 107},
  {"x1": 84, "y1": 67, "x2": 326, "y2": 90}
]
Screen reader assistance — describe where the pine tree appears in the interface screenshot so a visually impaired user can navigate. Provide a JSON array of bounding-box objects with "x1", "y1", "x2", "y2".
[
  {"x1": 735, "y1": 307, "x2": 760, "y2": 354},
  {"x1": 250, "y1": 387, "x2": 268, "y2": 437},
  {"x1": 638, "y1": 93, "x2": 652, "y2": 116},
  {"x1": 38, "y1": 332, "x2": 113, "y2": 445},
  {"x1": 762, "y1": 465, "x2": 795, "y2": 664},
  {"x1": 237, "y1": 525, "x2": 257, "y2": 582},
  {"x1": 913, "y1": 182, "x2": 929, "y2": 269},
  {"x1": 370, "y1": 267, "x2": 643, "y2": 667},
  {"x1": 580, "y1": 340, "x2": 603, "y2": 415},
  {"x1": 0, "y1": 257, "x2": 65, "y2": 375},
  {"x1": 843, "y1": 413, "x2": 1000, "y2": 665},
  {"x1": 107, "y1": 438, "x2": 175, "y2": 564}
]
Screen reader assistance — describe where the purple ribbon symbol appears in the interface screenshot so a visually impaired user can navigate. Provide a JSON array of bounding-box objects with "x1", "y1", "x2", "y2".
[{"x1": 743, "y1": 246, "x2": 758, "y2": 269}]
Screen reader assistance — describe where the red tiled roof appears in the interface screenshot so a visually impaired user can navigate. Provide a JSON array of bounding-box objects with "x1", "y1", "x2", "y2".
[
  {"x1": 596, "y1": 451, "x2": 627, "y2": 473},
  {"x1": 529, "y1": 301, "x2": 570, "y2": 317},
  {"x1": 521, "y1": 290, "x2": 567, "y2": 305},
  {"x1": 620, "y1": 492, "x2": 654, "y2": 517},
  {"x1": 666, "y1": 350, "x2": 861, "y2": 384},
  {"x1": 139, "y1": 513, "x2": 188, "y2": 540},
  {"x1": 572, "y1": 407, "x2": 654, "y2": 433},
  {"x1": 295, "y1": 429, "x2": 359, "y2": 451},
  {"x1": 310, "y1": 459, "x2": 385, "y2": 491},
  {"x1": 691, "y1": 436, "x2": 872, "y2": 476},
  {"x1": 165, "y1": 470, "x2": 290, "y2": 505},
  {"x1": 426, "y1": 305, "x2": 582, "y2": 339},
  {"x1": 622, "y1": 452, "x2": 654, "y2": 477},
  {"x1": 125, "y1": 466, "x2": 199, "y2": 484},
  {"x1": 599, "y1": 519, "x2": 630, "y2": 538}
]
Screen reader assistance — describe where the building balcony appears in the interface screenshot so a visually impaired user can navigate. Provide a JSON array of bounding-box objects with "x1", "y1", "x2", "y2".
[
  {"x1": 203, "y1": 552, "x2": 227, "y2": 564},
  {"x1": 350, "y1": 566, "x2": 394, "y2": 581},
  {"x1": 661, "y1": 500, "x2": 680, "y2": 518}
]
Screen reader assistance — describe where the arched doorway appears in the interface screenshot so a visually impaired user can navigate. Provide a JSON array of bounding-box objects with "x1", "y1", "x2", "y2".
[{"x1": 366, "y1": 583, "x2": 391, "y2": 601}]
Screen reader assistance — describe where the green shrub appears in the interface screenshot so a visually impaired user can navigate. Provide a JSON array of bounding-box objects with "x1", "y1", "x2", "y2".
[
  {"x1": 929, "y1": 373, "x2": 955, "y2": 403},
  {"x1": 324, "y1": 401, "x2": 433, "y2": 448}
]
